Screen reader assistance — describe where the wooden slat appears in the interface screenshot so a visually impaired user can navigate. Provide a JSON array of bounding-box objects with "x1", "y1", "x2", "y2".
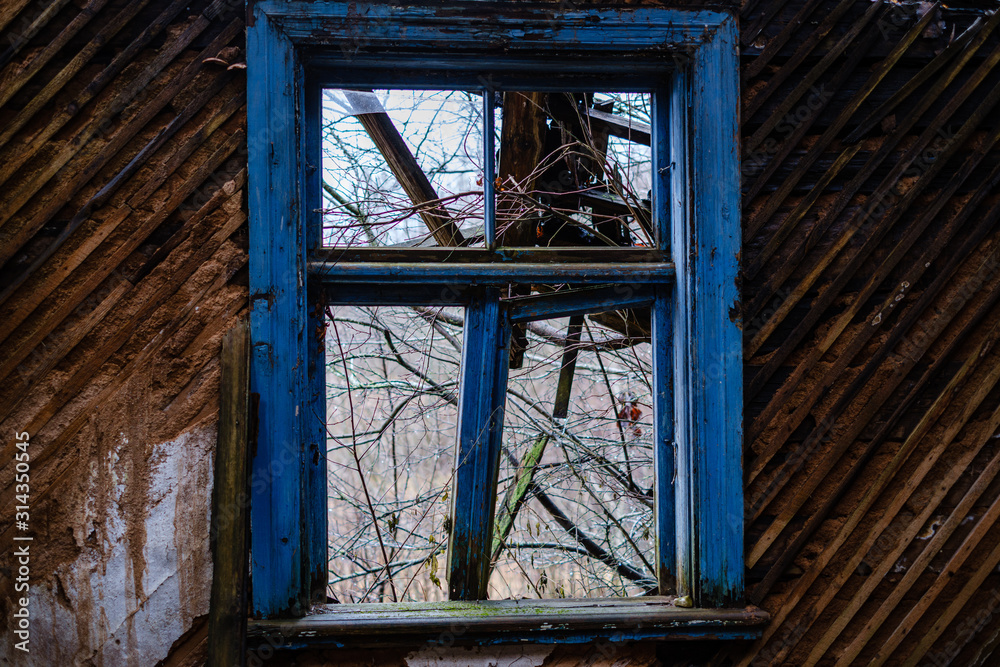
[
  {"x1": 0, "y1": 18, "x2": 239, "y2": 270},
  {"x1": 0, "y1": 0, "x2": 86, "y2": 102},
  {"x1": 207, "y1": 319, "x2": 250, "y2": 667}
]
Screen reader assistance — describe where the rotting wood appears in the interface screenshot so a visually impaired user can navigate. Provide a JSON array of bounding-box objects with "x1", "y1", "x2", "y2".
[
  {"x1": 208, "y1": 318, "x2": 250, "y2": 667},
  {"x1": 497, "y1": 91, "x2": 547, "y2": 367},
  {"x1": 769, "y1": 354, "x2": 1000, "y2": 666},
  {"x1": 0, "y1": 0, "x2": 71, "y2": 68},
  {"x1": 0, "y1": 124, "x2": 247, "y2": 385},
  {"x1": 743, "y1": 0, "x2": 883, "y2": 150},
  {"x1": 5, "y1": 0, "x2": 1000, "y2": 662},
  {"x1": 737, "y1": 287, "x2": 1000, "y2": 663},
  {"x1": 746, "y1": 126, "x2": 1000, "y2": 470},
  {"x1": 583, "y1": 107, "x2": 651, "y2": 146},
  {"x1": 0, "y1": 0, "x2": 108, "y2": 108},
  {"x1": 746, "y1": 34, "x2": 1000, "y2": 380},
  {"x1": 0, "y1": 196, "x2": 247, "y2": 473},
  {"x1": 0, "y1": 0, "x2": 167, "y2": 157},
  {"x1": 0, "y1": 233, "x2": 248, "y2": 525},
  {"x1": 743, "y1": 9, "x2": 998, "y2": 287},
  {"x1": 0, "y1": 75, "x2": 243, "y2": 315},
  {"x1": 0, "y1": 18, "x2": 242, "y2": 266}
]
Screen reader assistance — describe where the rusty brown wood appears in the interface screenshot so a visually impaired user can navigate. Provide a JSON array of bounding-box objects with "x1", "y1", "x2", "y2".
[
  {"x1": 747, "y1": 159, "x2": 1000, "y2": 529},
  {"x1": 0, "y1": 0, "x2": 108, "y2": 109},
  {"x1": 897, "y1": 516, "x2": 1000, "y2": 666},
  {"x1": 207, "y1": 318, "x2": 250, "y2": 667},
  {"x1": 741, "y1": 0, "x2": 825, "y2": 82},
  {"x1": 747, "y1": 231, "x2": 1000, "y2": 597},
  {"x1": 497, "y1": 91, "x2": 548, "y2": 247},
  {"x1": 0, "y1": 207, "x2": 247, "y2": 514},
  {"x1": 0, "y1": 0, "x2": 160, "y2": 155},
  {"x1": 790, "y1": 365, "x2": 1000, "y2": 665},
  {"x1": 497, "y1": 91, "x2": 548, "y2": 366},
  {"x1": 741, "y1": 0, "x2": 793, "y2": 49},
  {"x1": 741, "y1": 19, "x2": 877, "y2": 207},
  {"x1": 831, "y1": 432, "x2": 1000, "y2": 664},
  {"x1": 746, "y1": 120, "x2": 1000, "y2": 464},
  {"x1": 743, "y1": 0, "x2": 884, "y2": 154},
  {"x1": 745, "y1": 35, "x2": 1000, "y2": 385},
  {"x1": 0, "y1": 128, "x2": 246, "y2": 410},
  {"x1": 0, "y1": 0, "x2": 35, "y2": 36},
  {"x1": 0, "y1": 134, "x2": 245, "y2": 441},
  {"x1": 0, "y1": 89, "x2": 245, "y2": 382},
  {"x1": 742, "y1": 3, "x2": 953, "y2": 247},
  {"x1": 737, "y1": 291, "x2": 1000, "y2": 665},
  {"x1": 0, "y1": 74, "x2": 242, "y2": 325},
  {"x1": 0, "y1": 0, "x2": 201, "y2": 212},
  {"x1": 842, "y1": 15, "x2": 988, "y2": 146},
  {"x1": 772, "y1": 389, "x2": 1000, "y2": 666},
  {"x1": 0, "y1": 0, "x2": 71, "y2": 66},
  {"x1": 743, "y1": 11, "x2": 1000, "y2": 325},
  {"x1": 869, "y1": 461, "x2": 1000, "y2": 663}
]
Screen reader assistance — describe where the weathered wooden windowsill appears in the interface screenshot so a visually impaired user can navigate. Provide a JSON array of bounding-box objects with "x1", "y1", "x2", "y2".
[{"x1": 247, "y1": 597, "x2": 770, "y2": 649}]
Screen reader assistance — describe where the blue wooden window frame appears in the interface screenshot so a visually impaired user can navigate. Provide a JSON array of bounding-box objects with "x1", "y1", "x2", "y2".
[{"x1": 247, "y1": 0, "x2": 744, "y2": 632}]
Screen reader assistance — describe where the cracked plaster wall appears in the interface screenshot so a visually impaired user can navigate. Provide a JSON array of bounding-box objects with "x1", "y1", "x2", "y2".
[{"x1": 1, "y1": 425, "x2": 214, "y2": 666}]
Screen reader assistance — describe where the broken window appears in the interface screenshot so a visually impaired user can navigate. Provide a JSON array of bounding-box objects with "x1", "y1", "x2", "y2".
[
  {"x1": 320, "y1": 89, "x2": 663, "y2": 602},
  {"x1": 247, "y1": 1, "x2": 751, "y2": 640}
]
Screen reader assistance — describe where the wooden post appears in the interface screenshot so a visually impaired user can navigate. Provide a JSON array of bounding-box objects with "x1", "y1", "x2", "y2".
[
  {"x1": 447, "y1": 288, "x2": 510, "y2": 600},
  {"x1": 208, "y1": 319, "x2": 251, "y2": 667}
]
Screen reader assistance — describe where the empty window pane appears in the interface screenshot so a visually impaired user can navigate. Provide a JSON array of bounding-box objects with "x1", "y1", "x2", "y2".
[
  {"x1": 326, "y1": 306, "x2": 464, "y2": 602},
  {"x1": 489, "y1": 311, "x2": 655, "y2": 599},
  {"x1": 322, "y1": 89, "x2": 485, "y2": 248}
]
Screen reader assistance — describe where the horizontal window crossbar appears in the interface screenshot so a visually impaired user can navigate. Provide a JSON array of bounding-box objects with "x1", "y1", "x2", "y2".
[
  {"x1": 247, "y1": 598, "x2": 768, "y2": 649},
  {"x1": 309, "y1": 248, "x2": 666, "y2": 264},
  {"x1": 507, "y1": 285, "x2": 654, "y2": 323},
  {"x1": 321, "y1": 284, "x2": 469, "y2": 306},
  {"x1": 308, "y1": 262, "x2": 675, "y2": 285}
]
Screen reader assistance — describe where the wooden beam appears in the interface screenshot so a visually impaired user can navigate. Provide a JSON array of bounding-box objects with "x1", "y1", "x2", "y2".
[
  {"x1": 308, "y1": 261, "x2": 674, "y2": 284},
  {"x1": 497, "y1": 91, "x2": 548, "y2": 366},
  {"x1": 208, "y1": 319, "x2": 250, "y2": 667},
  {"x1": 345, "y1": 91, "x2": 466, "y2": 246},
  {"x1": 584, "y1": 107, "x2": 651, "y2": 146},
  {"x1": 497, "y1": 91, "x2": 548, "y2": 247},
  {"x1": 448, "y1": 288, "x2": 510, "y2": 600}
]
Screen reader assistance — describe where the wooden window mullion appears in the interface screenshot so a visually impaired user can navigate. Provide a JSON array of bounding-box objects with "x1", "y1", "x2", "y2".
[{"x1": 447, "y1": 287, "x2": 511, "y2": 600}]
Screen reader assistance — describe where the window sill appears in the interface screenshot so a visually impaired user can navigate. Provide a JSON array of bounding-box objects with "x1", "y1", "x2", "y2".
[{"x1": 248, "y1": 597, "x2": 769, "y2": 649}]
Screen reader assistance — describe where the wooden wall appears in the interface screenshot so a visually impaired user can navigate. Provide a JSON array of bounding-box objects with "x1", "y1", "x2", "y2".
[
  {"x1": 0, "y1": 0, "x2": 246, "y2": 663},
  {"x1": 736, "y1": 0, "x2": 1000, "y2": 664},
  {"x1": 3, "y1": 0, "x2": 1000, "y2": 665}
]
